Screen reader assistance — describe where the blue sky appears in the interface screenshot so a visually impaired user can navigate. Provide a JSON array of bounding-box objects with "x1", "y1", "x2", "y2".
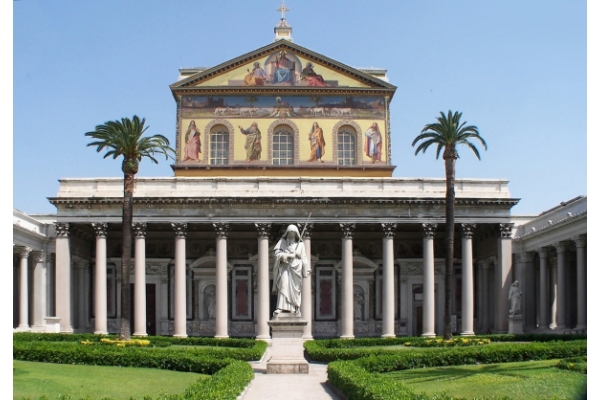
[{"x1": 11, "y1": 0, "x2": 588, "y2": 216}]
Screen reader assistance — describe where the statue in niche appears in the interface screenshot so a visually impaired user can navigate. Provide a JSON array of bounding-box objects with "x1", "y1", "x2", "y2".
[
  {"x1": 354, "y1": 288, "x2": 364, "y2": 320},
  {"x1": 206, "y1": 287, "x2": 216, "y2": 320},
  {"x1": 508, "y1": 280, "x2": 522, "y2": 316},
  {"x1": 272, "y1": 224, "x2": 310, "y2": 317}
]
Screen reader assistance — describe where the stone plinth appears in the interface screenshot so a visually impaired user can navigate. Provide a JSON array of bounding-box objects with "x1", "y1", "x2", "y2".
[
  {"x1": 266, "y1": 314, "x2": 309, "y2": 374},
  {"x1": 508, "y1": 314, "x2": 523, "y2": 334}
]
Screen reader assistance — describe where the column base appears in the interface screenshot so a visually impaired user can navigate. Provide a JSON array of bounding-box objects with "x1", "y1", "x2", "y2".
[
  {"x1": 60, "y1": 328, "x2": 74, "y2": 334},
  {"x1": 94, "y1": 330, "x2": 109, "y2": 335},
  {"x1": 31, "y1": 324, "x2": 46, "y2": 333},
  {"x1": 460, "y1": 331, "x2": 475, "y2": 336},
  {"x1": 421, "y1": 332, "x2": 436, "y2": 338},
  {"x1": 340, "y1": 335, "x2": 355, "y2": 339},
  {"x1": 302, "y1": 335, "x2": 314, "y2": 340},
  {"x1": 381, "y1": 334, "x2": 396, "y2": 339},
  {"x1": 173, "y1": 334, "x2": 188, "y2": 338},
  {"x1": 133, "y1": 332, "x2": 148, "y2": 337},
  {"x1": 214, "y1": 334, "x2": 229, "y2": 339},
  {"x1": 256, "y1": 335, "x2": 272, "y2": 341},
  {"x1": 15, "y1": 326, "x2": 31, "y2": 332}
]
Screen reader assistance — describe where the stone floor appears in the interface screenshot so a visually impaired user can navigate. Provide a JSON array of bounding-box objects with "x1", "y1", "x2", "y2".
[{"x1": 240, "y1": 347, "x2": 340, "y2": 400}]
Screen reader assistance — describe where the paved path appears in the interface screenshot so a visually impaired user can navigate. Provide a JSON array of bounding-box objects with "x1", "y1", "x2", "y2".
[{"x1": 240, "y1": 348, "x2": 340, "y2": 400}]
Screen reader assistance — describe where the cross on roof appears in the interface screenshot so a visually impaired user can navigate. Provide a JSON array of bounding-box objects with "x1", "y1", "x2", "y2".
[{"x1": 277, "y1": 1, "x2": 289, "y2": 19}]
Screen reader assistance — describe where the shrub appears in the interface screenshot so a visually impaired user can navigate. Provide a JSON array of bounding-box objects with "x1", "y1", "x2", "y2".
[{"x1": 556, "y1": 356, "x2": 587, "y2": 374}]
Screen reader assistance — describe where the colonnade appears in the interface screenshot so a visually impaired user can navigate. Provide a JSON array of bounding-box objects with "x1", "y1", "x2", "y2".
[
  {"x1": 531, "y1": 236, "x2": 586, "y2": 332},
  {"x1": 20, "y1": 221, "x2": 487, "y2": 338}
]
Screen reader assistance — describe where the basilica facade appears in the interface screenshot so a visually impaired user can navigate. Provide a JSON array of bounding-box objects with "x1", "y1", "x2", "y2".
[{"x1": 13, "y1": 19, "x2": 586, "y2": 339}]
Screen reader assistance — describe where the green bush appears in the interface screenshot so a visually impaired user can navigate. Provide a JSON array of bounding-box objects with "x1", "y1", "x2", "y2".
[
  {"x1": 326, "y1": 340, "x2": 586, "y2": 400},
  {"x1": 556, "y1": 356, "x2": 587, "y2": 374}
]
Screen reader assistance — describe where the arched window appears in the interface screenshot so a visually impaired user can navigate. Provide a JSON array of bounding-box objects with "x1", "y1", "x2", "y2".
[
  {"x1": 272, "y1": 126, "x2": 294, "y2": 165},
  {"x1": 337, "y1": 127, "x2": 356, "y2": 165},
  {"x1": 210, "y1": 126, "x2": 229, "y2": 165}
]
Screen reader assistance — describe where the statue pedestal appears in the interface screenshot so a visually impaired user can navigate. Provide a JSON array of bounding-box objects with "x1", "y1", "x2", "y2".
[
  {"x1": 266, "y1": 314, "x2": 309, "y2": 374},
  {"x1": 508, "y1": 314, "x2": 523, "y2": 334}
]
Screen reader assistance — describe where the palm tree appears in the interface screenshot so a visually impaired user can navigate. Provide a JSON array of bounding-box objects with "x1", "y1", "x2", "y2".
[
  {"x1": 309, "y1": 95, "x2": 323, "y2": 107},
  {"x1": 86, "y1": 116, "x2": 174, "y2": 340},
  {"x1": 412, "y1": 110, "x2": 487, "y2": 340},
  {"x1": 245, "y1": 95, "x2": 258, "y2": 107}
]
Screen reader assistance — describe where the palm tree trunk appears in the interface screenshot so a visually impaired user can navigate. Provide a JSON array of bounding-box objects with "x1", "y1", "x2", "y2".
[
  {"x1": 119, "y1": 172, "x2": 135, "y2": 340},
  {"x1": 444, "y1": 157, "x2": 456, "y2": 340}
]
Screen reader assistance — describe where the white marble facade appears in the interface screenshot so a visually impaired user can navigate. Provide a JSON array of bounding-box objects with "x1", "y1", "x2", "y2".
[{"x1": 14, "y1": 181, "x2": 586, "y2": 338}]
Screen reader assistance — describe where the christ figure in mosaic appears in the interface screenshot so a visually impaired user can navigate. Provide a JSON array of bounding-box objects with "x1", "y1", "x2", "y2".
[{"x1": 272, "y1": 224, "x2": 310, "y2": 316}]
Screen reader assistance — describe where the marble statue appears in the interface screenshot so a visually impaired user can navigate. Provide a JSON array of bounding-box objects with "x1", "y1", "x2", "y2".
[
  {"x1": 272, "y1": 224, "x2": 310, "y2": 316},
  {"x1": 508, "y1": 280, "x2": 522, "y2": 316}
]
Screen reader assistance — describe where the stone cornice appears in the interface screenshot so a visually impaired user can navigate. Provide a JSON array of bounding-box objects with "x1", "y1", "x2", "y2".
[
  {"x1": 513, "y1": 211, "x2": 587, "y2": 242},
  {"x1": 48, "y1": 196, "x2": 520, "y2": 208}
]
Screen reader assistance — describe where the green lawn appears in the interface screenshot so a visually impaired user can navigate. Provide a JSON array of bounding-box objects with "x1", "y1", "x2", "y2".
[
  {"x1": 13, "y1": 360, "x2": 208, "y2": 400},
  {"x1": 384, "y1": 359, "x2": 586, "y2": 400}
]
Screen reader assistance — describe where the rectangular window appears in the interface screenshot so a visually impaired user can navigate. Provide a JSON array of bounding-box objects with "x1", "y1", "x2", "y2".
[{"x1": 316, "y1": 265, "x2": 336, "y2": 320}]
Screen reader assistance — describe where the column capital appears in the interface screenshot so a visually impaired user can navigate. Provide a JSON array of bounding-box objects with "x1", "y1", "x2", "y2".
[
  {"x1": 297, "y1": 223, "x2": 314, "y2": 239},
  {"x1": 31, "y1": 250, "x2": 44, "y2": 264},
  {"x1": 172, "y1": 223, "x2": 187, "y2": 238},
  {"x1": 498, "y1": 223, "x2": 514, "y2": 238},
  {"x1": 213, "y1": 223, "x2": 230, "y2": 238},
  {"x1": 536, "y1": 247, "x2": 549, "y2": 258},
  {"x1": 255, "y1": 223, "x2": 272, "y2": 238},
  {"x1": 339, "y1": 223, "x2": 356, "y2": 238},
  {"x1": 91, "y1": 222, "x2": 108, "y2": 238},
  {"x1": 461, "y1": 223, "x2": 476, "y2": 239},
  {"x1": 422, "y1": 223, "x2": 437, "y2": 238},
  {"x1": 54, "y1": 222, "x2": 70, "y2": 237},
  {"x1": 572, "y1": 235, "x2": 586, "y2": 248},
  {"x1": 132, "y1": 222, "x2": 148, "y2": 238},
  {"x1": 518, "y1": 252, "x2": 534, "y2": 263},
  {"x1": 16, "y1": 246, "x2": 32, "y2": 258},
  {"x1": 72, "y1": 255, "x2": 89, "y2": 270},
  {"x1": 381, "y1": 223, "x2": 397, "y2": 238},
  {"x1": 552, "y1": 241, "x2": 567, "y2": 254}
]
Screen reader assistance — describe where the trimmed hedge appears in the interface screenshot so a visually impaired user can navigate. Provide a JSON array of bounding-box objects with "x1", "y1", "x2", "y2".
[
  {"x1": 13, "y1": 340, "x2": 258, "y2": 399},
  {"x1": 324, "y1": 340, "x2": 586, "y2": 400}
]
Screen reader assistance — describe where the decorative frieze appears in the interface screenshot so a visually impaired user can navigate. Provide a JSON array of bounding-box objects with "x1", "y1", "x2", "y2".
[
  {"x1": 381, "y1": 223, "x2": 397, "y2": 238},
  {"x1": 499, "y1": 223, "x2": 514, "y2": 238},
  {"x1": 339, "y1": 223, "x2": 356, "y2": 238},
  {"x1": 255, "y1": 223, "x2": 272, "y2": 238},
  {"x1": 91, "y1": 222, "x2": 108, "y2": 238},
  {"x1": 422, "y1": 223, "x2": 437, "y2": 238},
  {"x1": 132, "y1": 222, "x2": 147, "y2": 238},
  {"x1": 213, "y1": 223, "x2": 229, "y2": 238},
  {"x1": 171, "y1": 223, "x2": 187, "y2": 238},
  {"x1": 461, "y1": 223, "x2": 476, "y2": 239},
  {"x1": 54, "y1": 222, "x2": 70, "y2": 237}
]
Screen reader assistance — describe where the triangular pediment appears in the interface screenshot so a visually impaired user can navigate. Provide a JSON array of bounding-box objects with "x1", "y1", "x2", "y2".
[{"x1": 170, "y1": 41, "x2": 396, "y2": 91}]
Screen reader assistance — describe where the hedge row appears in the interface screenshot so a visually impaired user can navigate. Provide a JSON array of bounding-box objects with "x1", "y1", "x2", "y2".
[
  {"x1": 13, "y1": 332, "x2": 260, "y2": 348},
  {"x1": 326, "y1": 340, "x2": 586, "y2": 400}
]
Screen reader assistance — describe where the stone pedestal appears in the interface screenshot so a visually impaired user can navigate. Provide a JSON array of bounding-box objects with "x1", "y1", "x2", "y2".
[
  {"x1": 266, "y1": 314, "x2": 309, "y2": 374},
  {"x1": 508, "y1": 315, "x2": 523, "y2": 334}
]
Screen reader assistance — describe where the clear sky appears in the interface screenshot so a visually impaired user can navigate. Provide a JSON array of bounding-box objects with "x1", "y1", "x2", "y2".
[{"x1": 11, "y1": 0, "x2": 588, "y2": 216}]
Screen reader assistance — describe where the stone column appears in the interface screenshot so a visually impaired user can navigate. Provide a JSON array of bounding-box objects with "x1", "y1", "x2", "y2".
[
  {"x1": 381, "y1": 223, "x2": 397, "y2": 338},
  {"x1": 298, "y1": 223, "x2": 314, "y2": 340},
  {"x1": 553, "y1": 241, "x2": 567, "y2": 330},
  {"x1": 519, "y1": 252, "x2": 536, "y2": 332},
  {"x1": 460, "y1": 224, "x2": 476, "y2": 336},
  {"x1": 54, "y1": 222, "x2": 73, "y2": 333},
  {"x1": 31, "y1": 250, "x2": 46, "y2": 331},
  {"x1": 549, "y1": 256, "x2": 558, "y2": 329},
  {"x1": 421, "y1": 223, "x2": 437, "y2": 337},
  {"x1": 537, "y1": 248, "x2": 549, "y2": 330},
  {"x1": 477, "y1": 260, "x2": 490, "y2": 332},
  {"x1": 133, "y1": 223, "x2": 148, "y2": 337},
  {"x1": 214, "y1": 223, "x2": 229, "y2": 338},
  {"x1": 16, "y1": 246, "x2": 32, "y2": 331},
  {"x1": 495, "y1": 223, "x2": 513, "y2": 333},
  {"x1": 91, "y1": 223, "x2": 108, "y2": 335},
  {"x1": 172, "y1": 223, "x2": 188, "y2": 338},
  {"x1": 255, "y1": 223, "x2": 271, "y2": 340},
  {"x1": 340, "y1": 223, "x2": 355, "y2": 339},
  {"x1": 573, "y1": 235, "x2": 586, "y2": 330}
]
